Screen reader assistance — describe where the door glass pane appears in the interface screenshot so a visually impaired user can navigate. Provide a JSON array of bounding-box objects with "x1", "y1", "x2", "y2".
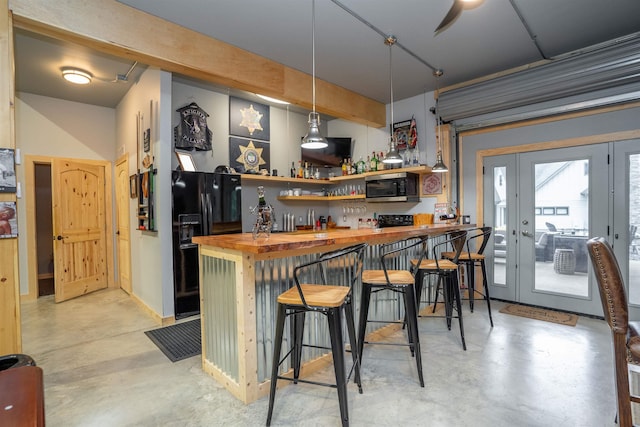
[
  {"x1": 534, "y1": 160, "x2": 589, "y2": 297},
  {"x1": 493, "y1": 166, "x2": 507, "y2": 285},
  {"x1": 629, "y1": 154, "x2": 640, "y2": 305}
]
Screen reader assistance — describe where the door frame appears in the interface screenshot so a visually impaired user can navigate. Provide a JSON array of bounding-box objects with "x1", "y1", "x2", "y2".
[{"x1": 23, "y1": 154, "x2": 115, "y2": 301}]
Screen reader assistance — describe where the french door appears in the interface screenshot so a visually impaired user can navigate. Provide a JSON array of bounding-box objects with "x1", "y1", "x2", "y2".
[
  {"x1": 484, "y1": 144, "x2": 609, "y2": 316},
  {"x1": 613, "y1": 139, "x2": 640, "y2": 319}
]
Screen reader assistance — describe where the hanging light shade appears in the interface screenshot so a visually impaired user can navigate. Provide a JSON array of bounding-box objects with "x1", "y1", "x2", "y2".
[
  {"x1": 383, "y1": 35, "x2": 403, "y2": 164},
  {"x1": 431, "y1": 151, "x2": 448, "y2": 172},
  {"x1": 431, "y1": 69, "x2": 448, "y2": 172},
  {"x1": 301, "y1": 0, "x2": 328, "y2": 149}
]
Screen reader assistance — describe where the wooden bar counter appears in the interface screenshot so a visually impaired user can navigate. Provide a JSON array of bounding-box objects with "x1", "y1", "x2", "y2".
[{"x1": 193, "y1": 223, "x2": 469, "y2": 404}]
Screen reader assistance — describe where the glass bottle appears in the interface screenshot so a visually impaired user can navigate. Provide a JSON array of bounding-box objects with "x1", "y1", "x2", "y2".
[
  {"x1": 297, "y1": 160, "x2": 303, "y2": 178},
  {"x1": 370, "y1": 151, "x2": 378, "y2": 171},
  {"x1": 342, "y1": 158, "x2": 348, "y2": 176},
  {"x1": 290, "y1": 162, "x2": 295, "y2": 178}
]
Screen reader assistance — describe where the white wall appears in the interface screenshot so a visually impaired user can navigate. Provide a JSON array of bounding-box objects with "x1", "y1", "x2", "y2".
[
  {"x1": 115, "y1": 67, "x2": 173, "y2": 317},
  {"x1": 15, "y1": 92, "x2": 116, "y2": 295}
]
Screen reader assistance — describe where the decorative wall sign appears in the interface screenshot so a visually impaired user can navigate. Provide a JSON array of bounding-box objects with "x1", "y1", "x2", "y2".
[
  {"x1": 392, "y1": 119, "x2": 414, "y2": 152},
  {"x1": 174, "y1": 102, "x2": 213, "y2": 151},
  {"x1": 229, "y1": 137, "x2": 270, "y2": 173},
  {"x1": 130, "y1": 174, "x2": 138, "y2": 198},
  {"x1": 0, "y1": 201, "x2": 18, "y2": 238},
  {"x1": 421, "y1": 173, "x2": 442, "y2": 196},
  {"x1": 0, "y1": 148, "x2": 17, "y2": 193},
  {"x1": 229, "y1": 96, "x2": 270, "y2": 141}
]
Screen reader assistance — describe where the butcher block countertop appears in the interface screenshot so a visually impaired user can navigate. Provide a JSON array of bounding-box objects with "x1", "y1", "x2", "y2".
[{"x1": 193, "y1": 223, "x2": 472, "y2": 254}]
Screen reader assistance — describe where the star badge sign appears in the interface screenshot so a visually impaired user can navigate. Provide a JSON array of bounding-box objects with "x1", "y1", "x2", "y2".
[{"x1": 236, "y1": 141, "x2": 266, "y2": 172}]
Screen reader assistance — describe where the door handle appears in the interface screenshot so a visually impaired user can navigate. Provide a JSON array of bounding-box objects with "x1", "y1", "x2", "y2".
[
  {"x1": 521, "y1": 230, "x2": 533, "y2": 237},
  {"x1": 54, "y1": 235, "x2": 64, "y2": 240}
]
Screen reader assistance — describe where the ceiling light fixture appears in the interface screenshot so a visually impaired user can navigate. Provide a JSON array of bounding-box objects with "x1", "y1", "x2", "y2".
[
  {"x1": 62, "y1": 68, "x2": 92, "y2": 85},
  {"x1": 301, "y1": 0, "x2": 328, "y2": 150},
  {"x1": 431, "y1": 69, "x2": 449, "y2": 173},
  {"x1": 256, "y1": 94, "x2": 290, "y2": 105},
  {"x1": 382, "y1": 35, "x2": 403, "y2": 165}
]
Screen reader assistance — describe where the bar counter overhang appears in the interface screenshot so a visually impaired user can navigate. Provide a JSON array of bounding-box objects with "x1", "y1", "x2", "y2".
[{"x1": 192, "y1": 224, "x2": 471, "y2": 403}]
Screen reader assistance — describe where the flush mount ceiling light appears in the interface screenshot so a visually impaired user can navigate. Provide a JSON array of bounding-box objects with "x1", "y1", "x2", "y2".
[
  {"x1": 382, "y1": 35, "x2": 403, "y2": 165},
  {"x1": 62, "y1": 68, "x2": 92, "y2": 85},
  {"x1": 256, "y1": 94, "x2": 290, "y2": 105},
  {"x1": 301, "y1": 0, "x2": 328, "y2": 150}
]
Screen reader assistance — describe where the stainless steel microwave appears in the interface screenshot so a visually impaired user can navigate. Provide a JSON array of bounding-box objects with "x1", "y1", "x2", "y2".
[{"x1": 365, "y1": 172, "x2": 419, "y2": 202}]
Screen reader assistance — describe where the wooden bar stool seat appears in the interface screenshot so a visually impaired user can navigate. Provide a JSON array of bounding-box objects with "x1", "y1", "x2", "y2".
[
  {"x1": 413, "y1": 230, "x2": 468, "y2": 350},
  {"x1": 267, "y1": 243, "x2": 367, "y2": 427},
  {"x1": 441, "y1": 226, "x2": 494, "y2": 327},
  {"x1": 357, "y1": 236, "x2": 428, "y2": 387}
]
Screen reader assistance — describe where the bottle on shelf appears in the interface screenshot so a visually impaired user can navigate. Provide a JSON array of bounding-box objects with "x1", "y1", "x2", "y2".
[
  {"x1": 297, "y1": 160, "x2": 303, "y2": 178},
  {"x1": 365, "y1": 155, "x2": 371, "y2": 172},
  {"x1": 314, "y1": 166, "x2": 320, "y2": 180},
  {"x1": 357, "y1": 156, "x2": 365, "y2": 174},
  {"x1": 303, "y1": 162, "x2": 310, "y2": 179},
  {"x1": 377, "y1": 152, "x2": 385, "y2": 170},
  {"x1": 290, "y1": 162, "x2": 295, "y2": 178},
  {"x1": 342, "y1": 158, "x2": 348, "y2": 176},
  {"x1": 370, "y1": 151, "x2": 378, "y2": 171}
]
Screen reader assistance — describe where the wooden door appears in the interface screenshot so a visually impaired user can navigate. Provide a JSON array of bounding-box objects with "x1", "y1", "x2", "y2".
[
  {"x1": 52, "y1": 159, "x2": 108, "y2": 302},
  {"x1": 115, "y1": 157, "x2": 132, "y2": 294}
]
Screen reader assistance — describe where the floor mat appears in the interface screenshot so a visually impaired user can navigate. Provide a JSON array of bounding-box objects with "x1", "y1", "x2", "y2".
[
  {"x1": 144, "y1": 319, "x2": 201, "y2": 362},
  {"x1": 499, "y1": 304, "x2": 578, "y2": 326}
]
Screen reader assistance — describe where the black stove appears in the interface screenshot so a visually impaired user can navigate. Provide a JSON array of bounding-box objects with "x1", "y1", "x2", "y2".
[{"x1": 377, "y1": 214, "x2": 414, "y2": 228}]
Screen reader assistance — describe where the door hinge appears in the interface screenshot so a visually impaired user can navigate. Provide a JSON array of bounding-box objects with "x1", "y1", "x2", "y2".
[
  {"x1": 607, "y1": 154, "x2": 610, "y2": 164},
  {"x1": 482, "y1": 166, "x2": 485, "y2": 175},
  {"x1": 607, "y1": 225, "x2": 610, "y2": 236}
]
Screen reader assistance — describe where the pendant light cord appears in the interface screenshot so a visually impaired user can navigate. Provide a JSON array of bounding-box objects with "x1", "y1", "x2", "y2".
[
  {"x1": 312, "y1": 0, "x2": 317, "y2": 113},
  {"x1": 385, "y1": 36, "x2": 396, "y2": 134}
]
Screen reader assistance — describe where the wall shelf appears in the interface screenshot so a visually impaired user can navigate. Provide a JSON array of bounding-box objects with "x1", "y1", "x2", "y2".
[
  {"x1": 241, "y1": 165, "x2": 432, "y2": 185},
  {"x1": 277, "y1": 194, "x2": 365, "y2": 202}
]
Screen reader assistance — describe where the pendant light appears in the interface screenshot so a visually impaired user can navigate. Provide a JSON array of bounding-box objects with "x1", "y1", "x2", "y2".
[
  {"x1": 431, "y1": 69, "x2": 449, "y2": 173},
  {"x1": 382, "y1": 35, "x2": 403, "y2": 164},
  {"x1": 301, "y1": 0, "x2": 328, "y2": 149}
]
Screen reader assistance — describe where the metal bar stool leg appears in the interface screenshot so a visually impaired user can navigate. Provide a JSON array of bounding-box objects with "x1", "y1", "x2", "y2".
[
  {"x1": 267, "y1": 303, "x2": 286, "y2": 426},
  {"x1": 452, "y1": 270, "x2": 467, "y2": 351},
  {"x1": 481, "y1": 259, "x2": 494, "y2": 327},
  {"x1": 357, "y1": 283, "x2": 372, "y2": 363},
  {"x1": 291, "y1": 311, "x2": 305, "y2": 382},
  {"x1": 327, "y1": 307, "x2": 349, "y2": 427},
  {"x1": 344, "y1": 297, "x2": 363, "y2": 393},
  {"x1": 404, "y1": 283, "x2": 424, "y2": 387}
]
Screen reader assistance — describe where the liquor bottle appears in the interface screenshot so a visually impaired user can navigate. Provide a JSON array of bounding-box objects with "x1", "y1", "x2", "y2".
[
  {"x1": 370, "y1": 151, "x2": 378, "y2": 171},
  {"x1": 365, "y1": 155, "x2": 371, "y2": 172},
  {"x1": 304, "y1": 162, "x2": 310, "y2": 179},
  {"x1": 377, "y1": 152, "x2": 385, "y2": 170},
  {"x1": 342, "y1": 159, "x2": 348, "y2": 176},
  {"x1": 357, "y1": 156, "x2": 365, "y2": 174},
  {"x1": 297, "y1": 160, "x2": 303, "y2": 178},
  {"x1": 290, "y1": 162, "x2": 295, "y2": 178}
]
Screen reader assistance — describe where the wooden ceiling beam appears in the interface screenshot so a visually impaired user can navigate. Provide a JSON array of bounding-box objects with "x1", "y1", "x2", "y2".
[{"x1": 9, "y1": 0, "x2": 386, "y2": 128}]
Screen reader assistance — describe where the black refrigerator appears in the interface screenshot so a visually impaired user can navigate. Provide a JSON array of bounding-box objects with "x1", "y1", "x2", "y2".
[{"x1": 171, "y1": 170, "x2": 242, "y2": 319}]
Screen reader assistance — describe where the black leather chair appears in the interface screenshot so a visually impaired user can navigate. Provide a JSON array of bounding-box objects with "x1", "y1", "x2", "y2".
[{"x1": 587, "y1": 237, "x2": 640, "y2": 427}]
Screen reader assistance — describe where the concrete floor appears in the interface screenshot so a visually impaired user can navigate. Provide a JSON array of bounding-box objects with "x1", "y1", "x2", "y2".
[{"x1": 21, "y1": 288, "x2": 623, "y2": 426}]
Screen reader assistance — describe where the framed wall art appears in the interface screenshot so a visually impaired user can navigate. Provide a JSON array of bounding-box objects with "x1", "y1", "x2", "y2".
[
  {"x1": 229, "y1": 137, "x2": 270, "y2": 173},
  {"x1": 130, "y1": 174, "x2": 138, "y2": 198},
  {"x1": 0, "y1": 201, "x2": 18, "y2": 238},
  {"x1": 420, "y1": 173, "x2": 442, "y2": 196},
  {"x1": 229, "y1": 96, "x2": 270, "y2": 141},
  {"x1": 0, "y1": 148, "x2": 17, "y2": 193}
]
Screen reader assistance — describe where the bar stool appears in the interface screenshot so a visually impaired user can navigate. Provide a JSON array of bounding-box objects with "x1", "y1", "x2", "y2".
[
  {"x1": 266, "y1": 243, "x2": 367, "y2": 427},
  {"x1": 357, "y1": 236, "x2": 428, "y2": 387},
  {"x1": 413, "y1": 230, "x2": 468, "y2": 350},
  {"x1": 442, "y1": 226, "x2": 494, "y2": 327}
]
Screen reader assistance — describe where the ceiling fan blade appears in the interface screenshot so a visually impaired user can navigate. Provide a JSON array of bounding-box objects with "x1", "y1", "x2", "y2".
[{"x1": 434, "y1": 0, "x2": 464, "y2": 35}]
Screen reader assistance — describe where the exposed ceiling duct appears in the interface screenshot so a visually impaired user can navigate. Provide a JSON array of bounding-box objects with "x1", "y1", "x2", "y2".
[{"x1": 438, "y1": 33, "x2": 640, "y2": 127}]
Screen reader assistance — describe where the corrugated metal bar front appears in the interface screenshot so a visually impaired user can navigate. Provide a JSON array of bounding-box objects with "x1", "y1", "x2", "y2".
[
  {"x1": 254, "y1": 242, "x2": 421, "y2": 382},
  {"x1": 201, "y1": 255, "x2": 239, "y2": 382},
  {"x1": 438, "y1": 35, "x2": 640, "y2": 123}
]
